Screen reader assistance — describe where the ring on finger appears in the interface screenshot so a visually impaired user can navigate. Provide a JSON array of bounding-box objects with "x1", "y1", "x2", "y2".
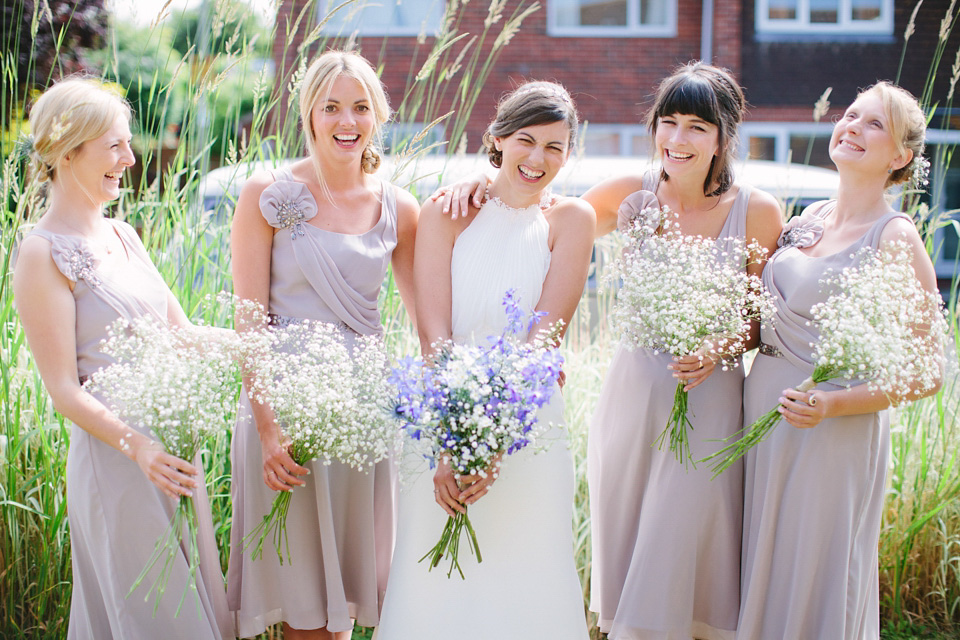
[{"x1": 808, "y1": 393, "x2": 818, "y2": 407}]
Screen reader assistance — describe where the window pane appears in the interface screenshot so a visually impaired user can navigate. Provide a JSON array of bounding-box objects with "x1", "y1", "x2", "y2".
[
  {"x1": 640, "y1": 0, "x2": 668, "y2": 25},
  {"x1": 788, "y1": 135, "x2": 833, "y2": 169},
  {"x1": 584, "y1": 132, "x2": 622, "y2": 155},
  {"x1": 554, "y1": 0, "x2": 627, "y2": 26},
  {"x1": 810, "y1": 0, "x2": 839, "y2": 24},
  {"x1": 323, "y1": 0, "x2": 440, "y2": 33},
  {"x1": 851, "y1": 0, "x2": 881, "y2": 21},
  {"x1": 631, "y1": 133, "x2": 653, "y2": 156},
  {"x1": 748, "y1": 136, "x2": 777, "y2": 161},
  {"x1": 767, "y1": 0, "x2": 797, "y2": 20},
  {"x1": 582, "y1": 0, "x2": 628, "y2": 26}
]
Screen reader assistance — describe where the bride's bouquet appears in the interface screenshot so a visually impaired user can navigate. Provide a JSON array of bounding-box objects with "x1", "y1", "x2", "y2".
[
  {"x1": 609, "y1": 203, "x2": 773, "y2": 465},
  {"x1": 705, "y1": 241, "x2": 947, "y2": 475},
  {"x1": 241, "y1": 316, "x2": 395, "y2": 564},
  {"x1": 391, "y1": 290, "x2": 564, "y2": 579},
  {"x1": 87, "y1": 315, "x2": 242, "y2": 617}
]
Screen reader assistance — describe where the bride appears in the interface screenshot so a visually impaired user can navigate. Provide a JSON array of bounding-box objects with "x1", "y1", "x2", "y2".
[{"x1": 375, "y1": 81, "x2": 594, "y2": 638}]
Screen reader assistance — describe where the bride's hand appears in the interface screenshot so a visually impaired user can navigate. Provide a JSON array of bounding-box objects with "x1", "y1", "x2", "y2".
[
  {"x1": 429, "y1": 172, "x2": 490, "y2": 219},
  {"x1": 457, "y1": 454, "x2": 502, "y2": 506},
  {"x1": 433, "y1": 456, "x2": 465, "y2": 516}
]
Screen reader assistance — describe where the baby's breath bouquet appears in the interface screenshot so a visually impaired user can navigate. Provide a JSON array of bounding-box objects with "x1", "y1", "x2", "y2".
[
  {"x1": 706, "y1": 241, "x2": 947, "y2": 475},
  {"x1": 87, "y1": 315, "x2": 242, "y2": 617},
  {"x1": 391, "y1": 290, "x2": 564, "y2": 579},
  {"x1": 609, "y1": 205, "x2": 772, "y2": 465},
  {"x1": 242, "y1": 318, "x2": 395, "y2": 564}
]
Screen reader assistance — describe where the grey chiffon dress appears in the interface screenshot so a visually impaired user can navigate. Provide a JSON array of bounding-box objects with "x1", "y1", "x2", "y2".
[
  {"x1": 226, "y1": 167, "x2": 400, "y2": 637},
  {"x1": 26, "y1": 220, "x2": 232, "y2": 640},
  {"x1": 588, "y1": 176, "x2": 753, "y2": 640},
  {"x1": 737, "y1": 203, "x2": 907, "y2": 640}
]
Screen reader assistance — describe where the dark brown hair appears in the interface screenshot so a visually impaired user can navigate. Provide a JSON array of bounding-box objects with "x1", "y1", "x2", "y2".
[
  {"x1": 647, "y1": 62, "x2": 746, "y2": 197},
  {"x1": 482, "y1": 81, "x2": 579, "y2": 168}
]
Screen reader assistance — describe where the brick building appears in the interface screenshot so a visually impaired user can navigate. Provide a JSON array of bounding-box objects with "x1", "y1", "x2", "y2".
[{"x1": 270, "y1": 0, "x2": 960, "y2": 248}]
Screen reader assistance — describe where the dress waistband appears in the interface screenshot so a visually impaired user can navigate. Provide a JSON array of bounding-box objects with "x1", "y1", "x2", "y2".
[{"x1": 268, "y1": 312, "x2": 357, "y2": 335}]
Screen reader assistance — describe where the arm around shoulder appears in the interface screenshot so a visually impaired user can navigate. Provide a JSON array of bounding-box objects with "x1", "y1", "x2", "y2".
[{"x1": 581, "y1": 174, "x2": 646, "y2": 238}]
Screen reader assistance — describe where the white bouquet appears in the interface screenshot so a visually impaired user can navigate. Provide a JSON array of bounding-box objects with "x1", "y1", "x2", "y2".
[
  {"x1": 242, "y1": 318, "x2": 395, "y2": 564},
  {"x1": 87, "y1": 315, "x2": 241, "y2": 617},
  {"x1": 706, "y1": 241, "x2": 947, "y2": 475},
  {"x1": 609, "y1": 204, "x2": 773, "y2": 465}
]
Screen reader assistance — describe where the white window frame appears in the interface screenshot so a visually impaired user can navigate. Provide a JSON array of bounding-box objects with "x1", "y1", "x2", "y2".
[
  {"x1": 319, "y1": 0, "x2": 444, "y2": 37},
  {"x1": 740, "y1": 122, "x2": 835, "y2": 163},
  {"x1": 755, "y1": 0, "x2": 894, "y2": 35},
  {"x1": 547, "y1": 0, "x2": 677, "y2": 38}
]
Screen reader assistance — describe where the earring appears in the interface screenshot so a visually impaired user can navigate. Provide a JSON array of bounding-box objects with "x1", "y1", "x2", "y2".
[{"x1": 887, "y1": 168, "x2": 893, "y2": 174}]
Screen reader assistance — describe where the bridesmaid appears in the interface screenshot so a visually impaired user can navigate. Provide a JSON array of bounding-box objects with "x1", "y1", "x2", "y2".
[
  {"x1": 226, "y1": 50, "x2": 418, "y2": 639},
  {"x1": 13, "y1": 79, "x2": 232, "y2": 638},
  {"x1": 738, "y1": 82, "x2": 940, "y2": 639},
  {"x1": 584, "y1": 62, "x2": 781, "y2": 640}
]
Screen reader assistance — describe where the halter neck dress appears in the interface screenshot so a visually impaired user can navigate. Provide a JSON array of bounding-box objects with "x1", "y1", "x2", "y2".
[
  {"x1": 375, "y1": 196, "x2": 590, "y2": 639},
  {"x1": 588, "y1": 174, "x2": 752, "y2": 640},
  {"x1": 737, "y1": 203, "x2": 908, "y2": 640},
  {"x1": 25, "y1": 219, "x2": 232, "y2": 640},
  {"x1": 226, "y1": 167, "x2": 401, "y2": 636}
]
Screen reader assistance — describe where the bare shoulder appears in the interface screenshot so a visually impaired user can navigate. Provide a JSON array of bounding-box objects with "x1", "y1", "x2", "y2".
[
  {"x1": 237, "y1": 170, "x2": 278, "y2": 202},
  {"x1": 549, "y1": 196, "x2": 596, "y2": 234},
  {"x1": 880, "y1": 215, "x2": 923, "y2": 245},
  {"x1": 13, "y1": 234, "x2": 65, "y2": 294},
  {"x1": 393, "y1": 186, "x2": 420, "y2": 219},
  {"x1": 745, "y1": 187, "x2": 784, "y2": 229}
]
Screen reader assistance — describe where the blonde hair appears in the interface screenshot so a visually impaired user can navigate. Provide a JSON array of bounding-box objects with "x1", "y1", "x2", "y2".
[
  {"x1": 28, "y1": 78, "x2": 131, "y2": 184},
  {"x1": 299, "y1": 50, "x2": 390, "y2": 191},
  {"x1": 860, "y1": 81, "x2": 926, "y2": 188}
]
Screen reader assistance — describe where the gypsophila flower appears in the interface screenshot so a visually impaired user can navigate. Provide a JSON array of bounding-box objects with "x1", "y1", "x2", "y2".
[
  {"x1": 241, "y1": 316, "x2": 395, "y2": 564},
  {"x1": 86, "y1": 315, "x2": 243, "y2": 617},
  {"x1": 706, "y1": 241, "x2": 947, "y2": 475},
  {"x1": 391, "y1": 290, "x2": 564, "y2": 579},
  {"x1": 608, "y1": 205, "x2": 774, "y2": 465}
]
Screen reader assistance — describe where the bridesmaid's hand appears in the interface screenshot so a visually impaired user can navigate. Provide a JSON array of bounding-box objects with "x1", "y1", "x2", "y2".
[
  {"x1": 779, "y1": 388, "x2": 829, "y2": 429},
  {"x1": 260, "y1": 431, "x2": 308, "y2": 492},
  {"x1": 669, "y1": 348, "x2": 717, "y2": 392},
  {"x1": 457, "y1": 454, "x2": 503, "y2": 506},
  {"x1": 433, "y1": 456, "x2": 465, "y2": 516},
  {"x1": 430, "y1": 172, "x2": 488, "y2": 219},
  {"x1": 132, "y1": 440, "x2": 199, "y2": 500}
]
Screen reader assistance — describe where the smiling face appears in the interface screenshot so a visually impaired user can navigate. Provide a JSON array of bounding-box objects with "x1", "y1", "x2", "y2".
[
  {"x1": 63, "y1": 115, "x2": 135, "y2": 206},
  {"x1": 829, "y1": 92, "x2": 910, "y2": 178},
  {"x1": 655, "y1": 112, "x2": 720, "y2": 182},
  {"x1": 492, "y1": 120, "x2": 571, "y2": 205},
  {"x1": 310, "y1": 74, "x2": 376, "y2": 165}
]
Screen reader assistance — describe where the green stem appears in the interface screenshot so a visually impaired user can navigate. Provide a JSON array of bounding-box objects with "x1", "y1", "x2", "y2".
[
  {"x1": 243, "y1": 489, "x2": 294, "y2": 564},
  {"x1": 418, "y1": 508, "x2": 481, "y2": 580},
  {"x1": 654, "y1": 381, "x2": 696, "y2": 468}
]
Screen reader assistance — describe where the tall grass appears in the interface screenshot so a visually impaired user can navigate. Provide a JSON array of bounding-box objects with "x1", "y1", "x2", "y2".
[{"x1": 4, "y1": 1, "x2": 960, "y2": 639}]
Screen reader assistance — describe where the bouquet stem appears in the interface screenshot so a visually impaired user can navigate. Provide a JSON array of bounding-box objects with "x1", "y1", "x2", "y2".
[
  {"x1": 704, "y1": 375, "x2": 819, "y2": 477},
  {"x1": 419, "y1": 508, "x2": 482, "y2": 580},
  {"x1": 244, "y1": 489, "x2": 294, "y2": 564},
  {"x1": 655, "y1": 381, "x2": 695, "y2": 467},
  {"x1": 128, "y1": 495, "x2": 203, "y2": 619}
]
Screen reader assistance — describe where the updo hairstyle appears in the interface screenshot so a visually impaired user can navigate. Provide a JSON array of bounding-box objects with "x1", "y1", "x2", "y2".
[
  {"x1": 859, "y1": 81, "x2": 927, "y2": 188},
  {"x1": 481, "y1": 81, "x2": 579, "y2": 168},
  {"x1": 27, "y1": 78, "x2": 131, "y2": 184},
  {"x1": 299, "y1": 50, "x2": 390, "y2": 176}
]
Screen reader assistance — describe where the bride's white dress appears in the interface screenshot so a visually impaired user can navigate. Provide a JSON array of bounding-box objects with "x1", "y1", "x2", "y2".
[{"x1": 375, "y1": 198, "x2": 589, "y2": 639}]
